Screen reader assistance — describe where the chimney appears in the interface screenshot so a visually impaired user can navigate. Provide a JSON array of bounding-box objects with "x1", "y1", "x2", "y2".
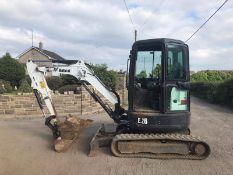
[{"x1": 39, "y1": 42, "x2": 43, "y2": 50}]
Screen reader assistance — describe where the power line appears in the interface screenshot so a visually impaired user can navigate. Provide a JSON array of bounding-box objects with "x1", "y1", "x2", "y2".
[
  {"x1": 31, "y1": 29, "x2": 34, "y2": 47},
  {"x1": 123, "y1": 0, "x2": 135, "y2": 30},
  {"x1": 185, "y1": 0, "x2": 229, "y2": 43}
]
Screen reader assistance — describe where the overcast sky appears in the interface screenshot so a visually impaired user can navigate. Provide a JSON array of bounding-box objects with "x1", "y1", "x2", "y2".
[{"x1": 0, "y1": 0, "x2": 232, "y2": 71}]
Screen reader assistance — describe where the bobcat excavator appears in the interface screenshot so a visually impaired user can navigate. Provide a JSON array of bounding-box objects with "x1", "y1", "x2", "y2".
[{"x1": 26, "y1": 38, "x2": 210, "y2": 159}]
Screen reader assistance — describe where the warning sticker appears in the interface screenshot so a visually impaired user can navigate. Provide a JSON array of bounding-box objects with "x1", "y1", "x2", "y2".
[{"x1": 40, "y1": 81, "x2": 45, "y2": 89}]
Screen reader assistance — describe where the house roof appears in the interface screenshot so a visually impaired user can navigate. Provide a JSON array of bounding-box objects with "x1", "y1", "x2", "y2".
[
  {"x1": 17, "y1": 46, "x2": 65, "y2": 60},
  {"x1": 34, "y1": 47, "x2": 65, "y2": 60}
]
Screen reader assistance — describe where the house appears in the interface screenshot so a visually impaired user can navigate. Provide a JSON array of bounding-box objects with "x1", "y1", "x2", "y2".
[{"x1": 17, "y1": 42, "x2": 65, "y2": 67}]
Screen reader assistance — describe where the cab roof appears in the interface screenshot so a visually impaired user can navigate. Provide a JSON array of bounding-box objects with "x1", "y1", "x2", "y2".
[{"x1": 133, "y1": 38, "x2": 185, "y2": 47}]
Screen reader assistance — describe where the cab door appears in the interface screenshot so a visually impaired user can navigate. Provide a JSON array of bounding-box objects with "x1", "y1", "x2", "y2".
[{"x1": 164, "y1": 43, "x2": 190, "y2": 113}]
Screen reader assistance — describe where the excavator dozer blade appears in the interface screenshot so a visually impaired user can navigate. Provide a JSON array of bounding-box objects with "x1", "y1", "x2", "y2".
[
  {"x1": 54, "y1": 114, "x2": 93, "y2": 152},
  {"x1": 89, "y1": 123, "x2": 116, "y2": 157}
]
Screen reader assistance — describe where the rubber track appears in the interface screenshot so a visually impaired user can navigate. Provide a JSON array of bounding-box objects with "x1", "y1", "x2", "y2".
[{"x1": 111, "y1": 133, "x2": 210, "y2": 160}]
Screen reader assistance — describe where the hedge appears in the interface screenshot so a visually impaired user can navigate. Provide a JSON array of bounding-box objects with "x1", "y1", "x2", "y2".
[
  {"x1": 191, "y1": 79, "x2": 233, "y2": 107},
  {"x1": 191, "y1": 70, "x2": 233, "y2": 82}
]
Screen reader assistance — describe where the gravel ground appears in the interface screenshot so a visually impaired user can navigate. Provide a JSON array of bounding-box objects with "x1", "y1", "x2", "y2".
[{"x1": 0, "y1": 96, "x2": 233, "y2": 175}]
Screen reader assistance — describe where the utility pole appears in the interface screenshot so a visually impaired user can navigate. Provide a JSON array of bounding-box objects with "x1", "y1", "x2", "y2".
[
  {"x1": 134, "y1": 29, "x2": 137, "y2": 42},
  {"x1": 144, "y1": 57, "x2": 145, "y2": 71},
  {"x1": 31, "y1": 29, "x2": 34, "y2": 47}
]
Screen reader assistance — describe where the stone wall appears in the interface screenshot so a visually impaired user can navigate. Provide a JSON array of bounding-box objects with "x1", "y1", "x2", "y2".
[
  {"x1": 115, "y1": 73, "x2": 128, "y2": 107},
  {"x1": 0, "y1": 73, "x2": 127, "y2": 119}
]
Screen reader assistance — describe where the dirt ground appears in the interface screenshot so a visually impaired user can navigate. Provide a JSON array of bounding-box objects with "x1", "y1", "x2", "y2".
[{"x1": 0, "y1": 96, "x2": 233, "y2": 175}]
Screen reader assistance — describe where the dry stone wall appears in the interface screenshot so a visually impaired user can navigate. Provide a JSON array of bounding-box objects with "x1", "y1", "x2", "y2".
[{"x1": 0, "y1": 73, "x2": 127, "y2": 119}]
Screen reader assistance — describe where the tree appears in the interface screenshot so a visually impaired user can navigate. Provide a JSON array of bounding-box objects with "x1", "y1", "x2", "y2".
[
  {"x1": 0, "y1": 79, "x2": 12, "y2": 93},
  {"x1": 152, "y1": 64, "x2": 161, "y2": 78},
  {"x1": 61, "y1": 74, "x2": 80, "y2": 85},
  {"x1": 18, "y1": 79, "x2": 32, "y2": 93},
  {"x1": 0, "y1": 53, "x2": 25, "y2": 87},
  {"x1": 137, "y1": 70, "x2": 147, "y2": 78},
  {"x1": 88, "y1": 64, "x2": 117, "y2": 89},
  {"x1": 46, "y1": 76, "x2": 63, "y2": 90}
]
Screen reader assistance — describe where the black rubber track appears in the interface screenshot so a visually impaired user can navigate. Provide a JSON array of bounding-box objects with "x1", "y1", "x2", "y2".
[{"x1": 111, "y1": 133, "x2": 210, "y2": 160}]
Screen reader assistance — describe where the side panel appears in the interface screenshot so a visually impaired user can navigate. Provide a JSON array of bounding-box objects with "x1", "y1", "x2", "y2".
[{"x1": 128, "y1": 111, "x2": 190, "y2": 133}]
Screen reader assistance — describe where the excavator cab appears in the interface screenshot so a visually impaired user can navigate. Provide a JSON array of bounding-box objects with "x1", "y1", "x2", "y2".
[{"x1": 127, "y1": 39, "x2": 190, "y2": 133}]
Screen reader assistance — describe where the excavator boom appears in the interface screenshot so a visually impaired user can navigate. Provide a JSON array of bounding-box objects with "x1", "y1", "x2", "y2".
[{"x1": 26, "y1": 59, "x2": 125, "y2": 152}]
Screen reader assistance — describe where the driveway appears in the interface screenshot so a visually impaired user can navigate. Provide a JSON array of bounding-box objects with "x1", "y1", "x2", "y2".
[{"x1": 0, "y1": 97, "x2": 232, "y2": 175}]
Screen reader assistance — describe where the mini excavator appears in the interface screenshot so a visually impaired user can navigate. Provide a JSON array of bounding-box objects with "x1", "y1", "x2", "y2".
[{"x1": 26, "y1": 38, "x2": 210, "y2": 159}]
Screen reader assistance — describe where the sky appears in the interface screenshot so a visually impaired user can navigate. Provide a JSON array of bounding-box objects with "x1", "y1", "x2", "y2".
[{"x1": 0, "y1": 0, "x2": 232, "y2": 71}]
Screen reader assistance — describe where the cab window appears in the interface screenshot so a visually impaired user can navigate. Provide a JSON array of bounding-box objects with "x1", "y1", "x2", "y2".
[{"x1": 167, "y1": 45, "x2": 186, "y2": 80}]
